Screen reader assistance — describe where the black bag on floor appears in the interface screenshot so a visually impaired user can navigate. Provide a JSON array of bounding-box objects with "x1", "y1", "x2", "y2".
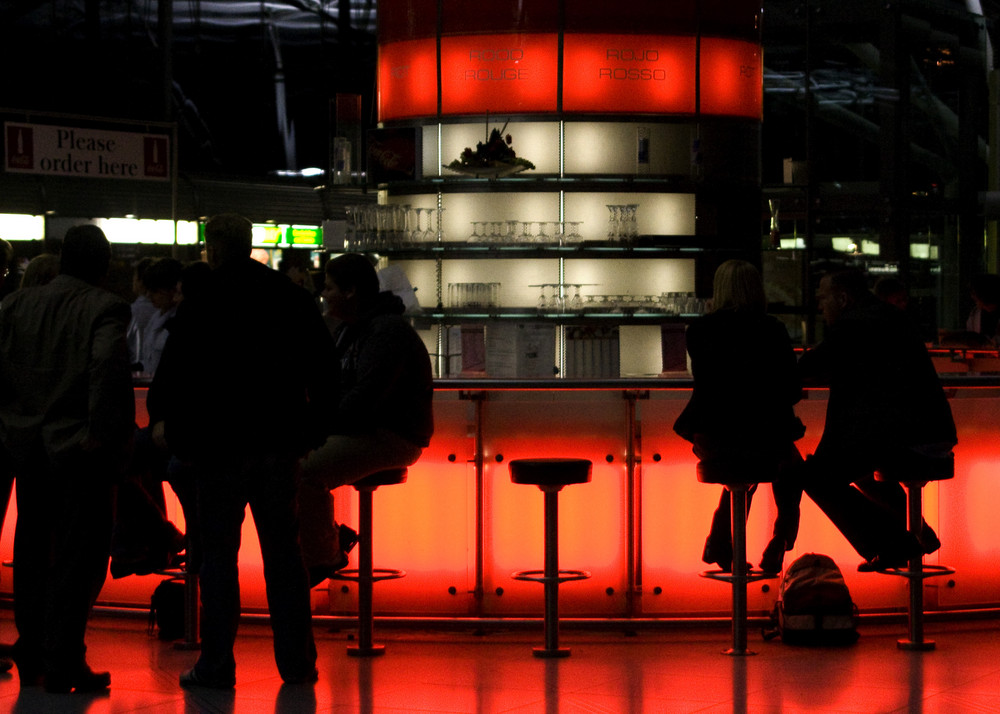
[
  {"x1": 764, "y1": 553, "x2": 859, "y2": 646},
  {"x1": 148, "y1": 577, "x2": 185, "y2": 641}
]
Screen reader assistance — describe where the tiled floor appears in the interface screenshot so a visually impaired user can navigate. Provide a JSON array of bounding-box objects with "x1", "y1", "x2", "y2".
[{"x1": 0, "y1": 610, "x2": 998, "y2": 713}]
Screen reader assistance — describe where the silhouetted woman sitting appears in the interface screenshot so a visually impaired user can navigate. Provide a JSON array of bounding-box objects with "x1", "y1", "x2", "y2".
[{"x1": 673, "y1": 259, "x2": 805, "y2": 573}]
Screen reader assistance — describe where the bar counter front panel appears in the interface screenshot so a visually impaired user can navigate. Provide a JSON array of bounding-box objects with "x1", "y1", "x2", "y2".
[{"x1": 1, "y1": 380, "x2": 995, "y2": 620}]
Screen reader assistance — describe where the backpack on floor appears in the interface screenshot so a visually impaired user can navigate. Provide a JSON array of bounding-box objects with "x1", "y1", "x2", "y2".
[
  {"x1": 764, "y1": 553, "x2": 859, "y2": 646},
  {"x1": 148, "y1": 577, "x2": 186, "y2": 642}
]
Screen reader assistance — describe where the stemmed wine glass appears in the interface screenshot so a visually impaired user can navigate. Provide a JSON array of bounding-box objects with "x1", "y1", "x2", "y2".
[
  {"x1": 537, "y1": 284, "x2": 551, "y2": 313},
  {"x1": 607, "y1": 205, "x2": 621, "y2": 242}
]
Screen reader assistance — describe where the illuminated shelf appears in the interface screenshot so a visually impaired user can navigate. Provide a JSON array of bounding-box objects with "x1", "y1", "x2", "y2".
[
  {"x1": 358, "y1": 240, "x2": 723, "y2": 260},
  {"x1": 413, "y1": 308, "x2": 699, "y2": 327},
  {"x1": 381, "y1": 176, "x2": 701, "y2": 194}
]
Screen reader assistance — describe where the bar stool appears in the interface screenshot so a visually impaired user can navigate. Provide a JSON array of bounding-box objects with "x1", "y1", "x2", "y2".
[
  {"x1": 330, "y1": 468, "x2": 408, "y2": 657},
  {"x1": 873, "y1": 451, "x2": 955, "y2": 651},
  {"x1": 509, "y1": 458, "x2": 592, "y2": 658},
  {"x1": 697, "y1": 458, "x2": 779, "y2": 656}
]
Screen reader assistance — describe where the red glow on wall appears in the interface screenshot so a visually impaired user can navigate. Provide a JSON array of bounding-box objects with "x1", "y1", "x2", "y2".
[
  {"x1": 440, "y1": 33, "x2": 559, "y2": 116},
  {"x1": 562, "y1": 34, "x2": 697, "y2": 114},
  {"x1": 699, "y1": 37, "x2": 762, "y2": 119},
  {"x1": 378, "y1": 39, "x2": 439, "y2": 121}
]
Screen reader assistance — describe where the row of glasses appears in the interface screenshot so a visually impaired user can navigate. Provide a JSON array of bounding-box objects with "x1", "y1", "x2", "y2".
[
  {"x1": 588, "y1": 294, "x2": 663, "y2": 312},
  {"x1": 469, "y1": 221, "x2": 583, "y2": 245},
  {"x1": 447, "y1": 282, "x2": 501, "y2": 309},
  {"x1": 532, "y1": 287, "x2": 707, "y2": 315},
  {"x1": 607, "y1": 204, "x2": 640, "y2": 243},
  {"x1": 345, "y1": 204, "x2": 444, "y2": 250},
  {"x1": 661, "y1": 292, "x2": 708, "y2": 316},
  {"x1": 536, "y1": 284, "x2": 586, "y2": 313}
]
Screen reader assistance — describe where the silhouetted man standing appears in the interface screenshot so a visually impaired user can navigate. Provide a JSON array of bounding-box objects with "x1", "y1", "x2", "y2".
[
  {"x1": 155, "y1": 214, "x2": 335, "y2": 689},
  {"x1": 0, "y1": 226, "x2": 134, "y2": 693}
]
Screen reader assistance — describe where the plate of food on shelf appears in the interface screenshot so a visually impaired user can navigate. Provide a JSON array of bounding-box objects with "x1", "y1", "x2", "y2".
[{"x1": 444, "y1": 122, "x2": 536, "y2": 178}]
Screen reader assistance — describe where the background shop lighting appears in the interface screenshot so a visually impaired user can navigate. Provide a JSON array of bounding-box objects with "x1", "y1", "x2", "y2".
[
  {"x1": 97, "y1": 217, "x2": 199, "y2": 245},
  {"x1": 0, "y1": 213, "x2": 45, "y2": 241},
  {"x1": 250, "y1": 223, "x2": 322, "y2": 248}
]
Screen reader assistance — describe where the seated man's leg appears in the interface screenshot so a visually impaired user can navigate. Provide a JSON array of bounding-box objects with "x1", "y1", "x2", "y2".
[
  {"x1": 855, "y1": 473, "x2": 940, "y2": 554},
  {"x1": 297, "y1": 430, "x2": 423, "y2": 571},
  {"x1": 802, "y1": 455, "x2": 914, "y2": 562}
]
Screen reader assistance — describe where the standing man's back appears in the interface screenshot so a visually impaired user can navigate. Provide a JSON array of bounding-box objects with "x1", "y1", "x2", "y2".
[
  {"x1": 0, "y1": 225, "x2": 133, "y2": 693},
  {"x1": 155, "y1": 213, "x2": 335, "y2": 689}
]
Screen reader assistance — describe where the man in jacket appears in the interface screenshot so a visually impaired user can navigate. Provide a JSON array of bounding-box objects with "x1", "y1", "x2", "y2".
[
  {"x1": 0, "y1": 225, "x2": 134, "y2": 693},
  {"x1": 154, "y1": 213, "x2": 336, "y2": 688},
  {"x1": 297, "y1": 253, "x2": 434, "y2": 585},
  {"x1": 799, "y1": 268, "x2": 956, "y2": 571}
]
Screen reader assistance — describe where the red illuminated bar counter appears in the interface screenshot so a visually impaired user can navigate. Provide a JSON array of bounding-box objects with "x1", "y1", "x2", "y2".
[{"x1": 5, "y1": 373, "x2": 988, "y2": 626}]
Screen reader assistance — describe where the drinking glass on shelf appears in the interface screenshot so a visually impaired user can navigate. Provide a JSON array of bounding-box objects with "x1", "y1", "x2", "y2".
[
  {"x1": 504, "y1": 220, "x2": 520, "y2": 245},
  {"x1": 553, "y1": 221, "x2": 566, "y2": 246},
  {"x1": 607, "y1": 205, "x2": 621, "y2": 242},
  {"x1": 344, "y1": 205, "x2": 359, "y2": 249},
  {"x1": 623, "y1": 204, "x2": 639, "y2": 242},
  {"x1": 392, "y1": 204, "x2": 409, "y2": 248},
  {"x1": 537, "y1": 284, "x2": 551, "y2": 312},
  {"x1": 551, "y1": 285, "x2": 565, "y2": 313},
  {"x1": 469, "y1": 221, "x2": 483, "y2": 243},
  {"x1": 565, "y1": 221, "x2": 583, "y2": 243},
  {"x1": 535, "y1": 221, "x2": 549, "y2": 244},
  {"x1": 569, "y1": 284, "x2": 583, "y2": 312},
  {"x1": 519, "y1": 221, "x2": 533, "y2": 244},
  {"x1": 410, "y1": 208, "x2": 428, "y2": 244},
  {"x1": 427, "y1": 207, "x2": 444, "y2": 242}
]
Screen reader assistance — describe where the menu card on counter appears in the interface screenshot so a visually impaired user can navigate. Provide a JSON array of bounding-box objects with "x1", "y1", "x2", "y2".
[{"x1": 486, "y1": 324, "x2": 556, "y2": 378}]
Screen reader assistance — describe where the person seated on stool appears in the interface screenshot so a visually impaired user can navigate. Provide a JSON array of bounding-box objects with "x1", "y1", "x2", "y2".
[
  {"x1": 799, "y1": 268, "x2": 957, "y2": 571},
  {"x1": 297, "y1": 253, "x2": 434, "y2": 587},
  {"x1": 673, "y1": 259, "x2": 805, "y2": 574}
]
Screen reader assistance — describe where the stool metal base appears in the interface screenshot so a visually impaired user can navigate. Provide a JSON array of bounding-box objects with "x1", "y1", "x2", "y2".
[
  {"x1": 512, "y1": 485, "x2": 591, "y2": 657},
  {"x1": 512, "y1": 568, "x2": 592, "y2": 585},
  {"x1": 696, "y1": 484, "x2": 777, "y2": 656},
  {"x1": 897, "y1": 638, "x2": 936, "y2": 651},
  {"x1": 347, "y1": 644, "x2": 386, "y2": 657},
  {"x1": 329, "y1": 480, "x2": 407, "y2": 656},
  {"x1": 533, "y1": 646, "x2": 571, "y2": 658}
]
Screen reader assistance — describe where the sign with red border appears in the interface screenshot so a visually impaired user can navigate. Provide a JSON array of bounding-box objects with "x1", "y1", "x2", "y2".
[{"x1": 4, "y1": 123, "x2": 170, "y2": 181}]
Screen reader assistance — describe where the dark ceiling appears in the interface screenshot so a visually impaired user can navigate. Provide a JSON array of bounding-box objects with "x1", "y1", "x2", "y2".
[{"x1": 0, "y1": 1, "x2": 996, "y2": 186}]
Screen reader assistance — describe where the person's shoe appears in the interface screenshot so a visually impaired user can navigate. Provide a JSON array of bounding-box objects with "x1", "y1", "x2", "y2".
[
  {"x1": 281, "y1": 667, "x2": 319, "y2": 685},
  {"x1": 857, "y1": 553, "x2": 910, "y2": 572},
  {"x1": 179, "y1": 667, "x2": 235, "y2": 690},
  {"x1": 920, "y1": 529, "x2": 942, "y2": 555},
  {"x1": 759, "y1": 536, "x2": 787, "y2": 574},
  {"x1": 43, "y1": 666, "x2": 111, "y2": 694},
  {"x1": 308, "y1": 551, "x2": 349, "y2": 588},
  {"x1": 339, "y1": 524, "x2": 358, "y2": 555},
  {"x1": 702, "y1": 538, "x2": 734, "y2": 572},
  {"x1": 13, "y1": 657, "x2": 43, "y2": 687}
]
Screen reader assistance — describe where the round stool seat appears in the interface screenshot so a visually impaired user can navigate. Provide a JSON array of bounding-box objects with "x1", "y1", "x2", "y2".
[
  {"x1": 697, "y1": 459, "x2": 776, "y2": 487},
  {"x1": 510, "y1": 458, "x2": 592, "y2": 487},
  {"x1": 354, "y1": 468, "x2": 408, "y2": 490},
  {"x1": 875, "y1": 452, "x2": 954, "y2": 484}
]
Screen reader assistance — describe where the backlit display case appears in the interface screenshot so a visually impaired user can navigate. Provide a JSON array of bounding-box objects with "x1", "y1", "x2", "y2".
[{"x1": 369, "y1": 0, "x2": 763, "y2": 379}]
